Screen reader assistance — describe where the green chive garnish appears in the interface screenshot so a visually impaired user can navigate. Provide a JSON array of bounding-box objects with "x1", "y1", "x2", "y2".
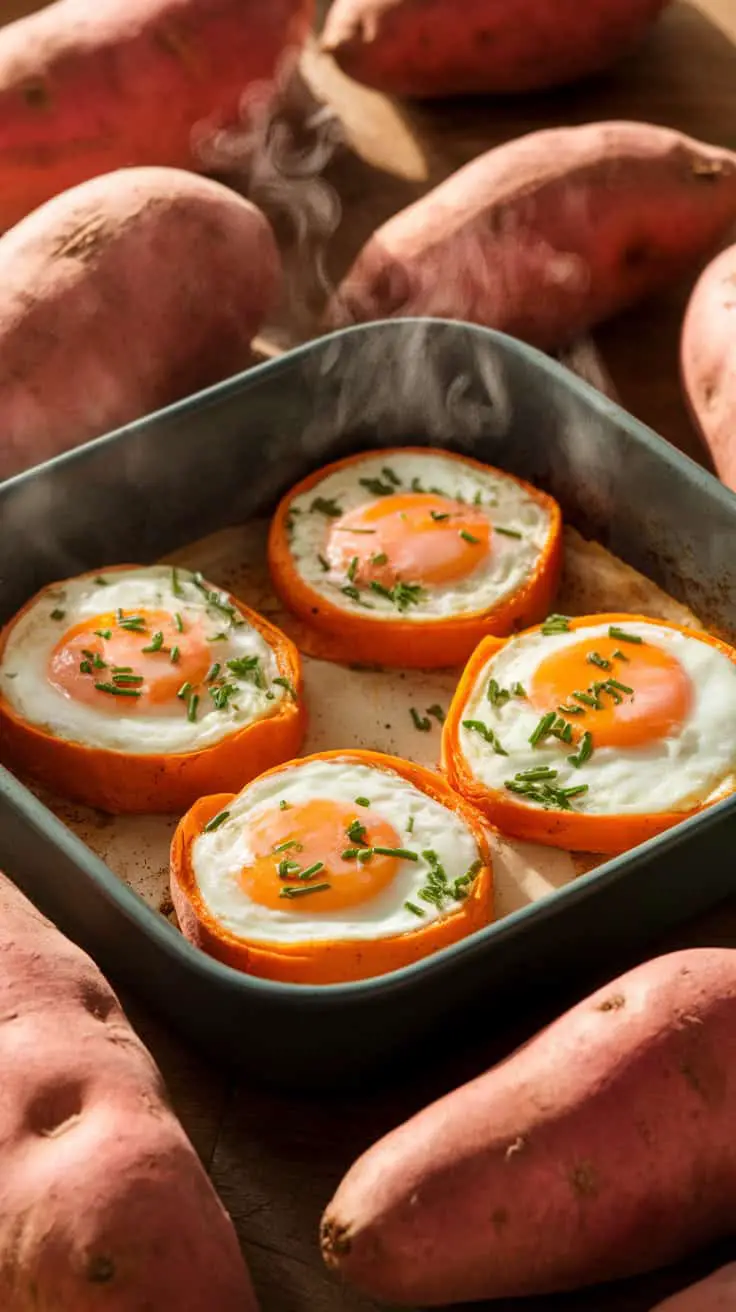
[
  {"x1": 542, "y1": 614, "x2": 571, "y2": 635},
  {"x1": 50, "y1": 608, "x2": 65, "y2": 621},
  {"x1": 587, "y1": 651, "x2": 610, "y2": 670},
  {"x1": 177, "y1": 681, "x2": 192, "y2": 700},
  {"x1": 572, "y1": 690, "x2": 602, "y2": 710},
  {"x1": 94, "y1": 576, "x2": 108, "y2": 586},
  {"x1": 342, "y1": 584, "x2": 361, "y2": 602},
  {"x1": 529, "y1": 711, "x2": 557, "y2": 746},
  {"x1": 559, "y1": 703, "x2": 584, "y2": 715},
  {"x1": 512, "y1": 682, "x2": 527, "y2": 698},
  {"x1": 227, "y1": 656, "x2": 265, "y2": 689},
  {"x1": 172, "y1": 567, "x2": 183, "y2": 597},
  {"x1": 170, "y1": 645, "x2": 180, "y2": 664},
  {"x1": 407, "y1": 816, "x2": 415, "y2": 834},
  {"x1": 382, "y1": 466, "x2": 401, "y2": 487},
  {"x1": 207, "y1": 632, "x2": 228, "y2": 643},
  {"x1": 606, "y1": 678, "x2": 634, "y2": 694},
  {"x1": 460, "y1": 529, "x2": 480, "y2": 545},
  {"x1": 80, "y1": 660, "x2": 92, "y2": 675},
  {"x1": 514, "y1": 766, "x2": 558, "y2": 781},
  {"x1": 359, "y1": 476, "x2": 395, "y2": 497},
  {"x1": 206, "y1": 663, "x2": 221, "y2": 683},
  {"x1": 495, "y1": 526, "x2": 523, "y2": 539},
  {"x1": 347, "y1": 556, "x2": 359, "y2": 582},
  {"x1": 355, "y1": 796, "x2": 370, "y2": 808},
  {"x1": 94, "y1": 682, "x2": 142, "y2": 698},
  {"x1": 273, "y1": 676, "x2": 297, "y2": 700},
  {"x1": 279, "y1": 800, "x2": 290, "y2": 811},
  {"x1": 310, "y1": 496, "x2": 343, "y2": 518},
  {"x1": 299, "y1": 862, "x2": 325, "y2": 881},
  {"x1": 487, "y1": 679, "x2": 511, "y2": 708},
  {"x1": 613, "y1": 648, "x2": 629, "y2": 661},
  {"x1": 462, "y1": 720, "x2": 508, "y2": 755},
  {"x1": 426, "y1": 703, "x2": 445, "y2": 723},
  {"x1": 94, "y1": 629, "x2": 112, "y2": 640},
  {"x1": 187, "y1": 693, "x2": 199, "y2": 722},
  {"x1": 273, "y1": 839, "x2": 303, "y2": 853},
  {"x1": 370, "y1": 552, "x2": 388, "y2": 566},
  {"x1": 142, "y1": 631, "x2": 164, "y2": 653},
  {"x1": 608, "y1": 626, "x2": 643, "y2": 644},
  {"x1": 203, "y1": 810, "x2": 230, "y2": 833},
  {"x1": 405, "y1": 901, "x2": 425, "y2": 917},
  {"x1": 372, "y1": 847, "x2": 419, "y2": 860},
  {"x1": 346, "y1": 819, "x2": 367, "y2": 845},
  {"x1": 410, "y1": 707, "x2": 431, "y2": 732},
  {"x1": 430, "y1": 510, "x2": 450, "y2": 522},
  {"x1": 173, "y1": 612, "x2": 184, "y2": 633},
  {"x1": 318, "y1": 554, "x2": 330, "y2": 573},
  {"x1": 280, "y1": 883, "x2": 331, "y2": 899},
  {"x1": 569, "y1": 731, "x2": 593, "y2": 769}
]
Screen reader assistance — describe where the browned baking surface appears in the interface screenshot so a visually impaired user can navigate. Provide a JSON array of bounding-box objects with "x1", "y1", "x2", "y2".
[{"x1": 4, "y1": 1, "x2": 736, "y2": 1308}]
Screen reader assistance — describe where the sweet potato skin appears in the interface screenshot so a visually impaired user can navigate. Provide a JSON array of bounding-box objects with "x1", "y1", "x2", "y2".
[
  {"x1": 650, "y1": 1266, "x2": 736, "y2": 1310},
  {"x1": 321, "y1": 948, "x2": 736, "y2": 1305},
  {"x1": 321, "y1": 0, "x2": 671, "y2": 97},
  {"x1": 0, "y1": 166, "x2": 280, "y2": 481},
  {"x1": 681, "y1": 243, "x2": 736, "y2": 491},
  {"x1": 0, "y1": 0, "x2": 314, "y2": 232},
  {"x1": 0, "y1": 869, "x2": 258, "y2": 1310},
  {"x1": 329, "y1": 122, "x2": 736, "y2": 351}
]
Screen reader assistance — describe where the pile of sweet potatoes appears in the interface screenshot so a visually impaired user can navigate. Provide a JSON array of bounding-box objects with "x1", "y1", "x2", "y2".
[
  {"x1": 0, "y1": 870, "x2": 258, "y2": 1310},
  {"x1": 321, "y1": 948, "x2": 736, "y2": 1304}
]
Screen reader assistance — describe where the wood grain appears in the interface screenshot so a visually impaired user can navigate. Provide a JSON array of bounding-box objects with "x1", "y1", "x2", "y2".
[{"x1": 2, "y1": 1, "x2": 736, "y2": 1308}]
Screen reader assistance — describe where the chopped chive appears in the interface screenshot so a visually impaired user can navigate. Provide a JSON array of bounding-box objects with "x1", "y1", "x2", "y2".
[
  {"x1": 279, "y1": 800, "x2": 290, "y2": 811},
  {"x1": 118, "y1": 616, "x2": 146, "y2": 632},
  {"x1": 177, "y1": 681, "x2": 193, "y2": 700},
  {"x1": 276, "y1": 857, "x2": 301, "y2": 879},
  {"x1": 426, "y1": 703, "x2": 445, "y2": 724},
  {"x1": 273, "y1": 839, "x2": 303, "y2": 853},
  {"x1": 495, "y1": 526, "x2": 523, "y2": 539},
  {"x1": 346, "y1": 819, "x2": 367, "y2": 844},
  {"x1": 207, "y1": 632, "x2": 228, "y2": 643},
  {"x1": 94, "y1": 576, "x2": 108, "y2": 586},
  {"x1": 206, "y1": 663, "x2": 221, "y2": 683},
  {"x1": 410, "y1": 476, "x2": 425, "y2": 493},
  {"x1": 112, "y1": 673, "x2": 144, "y2": 685},
  {"x1": 462, "y1": 720, "x2": 508, "y2": 755},
  {"x1": 192, "y1": 572, "x2": 243, "y2": 627},
  {"x1": 514, "y1": 766, "x2": 558, "y2": 781},
  {"x1": 512, "y1": 682, "x2": 527, "y2": 698},
  {"x1": 187, "y1": 693, "x2": 199, "y2": 723},
  {"x1": 342, "y1": 584, "x2": 361, "y2": 602},
  {"x1": 355, "y1": 796, "x2": 370, "y2": 808},
  {"x1": 209, "y1": 682, "x2": 238, "y2": 710},
  {"x1": 370, "y1": 552, "x2": 388, "y2": 566},
  {"x1": 318, "y1": 554, "x2": 330, "y2": 573},
  {"x1": 487, "y1": 678, "x2": 511, "y2": 708},
  {"x1": 405, "y1": 901, "x2": 425, "y2": 917},
  {"x1": 94, "y1": 628, "x2": 112, "y2": 640},
  {"x1": 341, "y1": 848, "x2": 360, "y2": 860},
  {"x1": 541, "y1": 614, "x2": 571, "y2": 635},
  {"x1": 299, "y1": 862, "x2": 325, "y2": 881},
  {"x1": 359, "y1": 476, "x2": 395, "y2": 497},
  {"x1": 273, "y1": 676, "x2": 297, "y2": 700},
  {"x1": 474, "y1": 490, "x2": 483, "y2": 505},
  {"x1": 587, "y1": 651, "x2": 611, "y2": 670},
  {"x1": 227, "y1": 656, "x2": 266, "y2": 689},
  {"x1": 606, "y1": 678, "x2": 634, "y2": 694},
  {"x1": 347, "y1": 556, "x2": 359, "y2": 583},
  {"x1": 170, "y1": 645, "x2": 180, "y2": 664},
  {"x1": 569, "y1": 731, "x2": 593, "y2": 769},
  {"x1": 382, "y1": 466, "x2": 401, "y2": 486},
  {"x1": 280, "y1": 883, "x2": 331, "y2": 899},
  {"x1": 613, "y1": 648, "x2": 629, "y2": 661},
  {"x1": 560, "y1": 784, "x2": 589, "y2": 799},
  {"x1": 529, "y1": 711, "x2": 557, "y2": 746},
  {"x1": 430, "y1": 510, "x2": 450, "y2": 522},
  {"x1": 50, "y1": 608, "x2": 66, "y2": 621},
  {"x1": 94, "y1": 682, "x2": 142, "y2": 698},
  {"x1": 142, "y1": 631, "x2": 164, "y2": 653},
  {"x1": 172, "y1": 567, "x2": 183, "y2": 597},
  {"x1": 410, "y1": 707, "x2": 432, "y2": 732},
  {"x1": 173, "y1": 612, "x2": 184, "y2": 633},
  {"x1": 356, "y1": 849, "x2": 373, "y2": 863},
  {"x1": 407, "y1": 816, "x2": 415, "y2": 834},
  {"x1": 459, "y1": 529, "x2": 481, "y2": 545},
  {"x1": 80, "y1": 660, "x2": 92, "y2": 675},
  {"x1": 572, "y1": 689, "x2": 603, "y2": 710},
  {"x1": 333, "y1": 527, "x2": 376, "y2": 535},
  {"x1": 369, "y1": 580, "x2": 392, "y2": 600},
  {"x1": 559, "y1": 703, "x2": 585, "y2": 715},
  {"x1": 608, "y1": 625, "x2": 643, "y2": 644},
  {"x1": 203, "y1": 810, "x2": 230, "y2": 833},
  {"x1": 372, "y1": 847, "x2": 419, "y2": 860},
  {"x1": 310, "y1": 496, "x2": 343, "y2": 518}
]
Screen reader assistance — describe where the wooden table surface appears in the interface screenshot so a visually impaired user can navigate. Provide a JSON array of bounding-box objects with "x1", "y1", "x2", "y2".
[{"x1": 4, "y1": 1, "x2": 736, "y2": 1309}]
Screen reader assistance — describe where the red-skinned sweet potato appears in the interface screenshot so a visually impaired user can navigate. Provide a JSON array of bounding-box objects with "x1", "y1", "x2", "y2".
[
  {"x1": 329, "y1": 122, "x2": 736, "y2": 351},
  {"x1": 321, "y1": 0, "x2": 671, "y2": 98},
  {"x1": 0, "y1": 0, "x2": 314, "y2": 232},
  {"x1": 650, "y1": 1266, "x2": 736, "y2": 1311},
  {"x1": 321, "y1": 948, "x2": 736, "y2": 1305},
  {"x1": 681, "y1": 242, "x2": 736, "y2": 491},
  {"x1": 0, "y1": 869, "x2": 258, "y2": 1310},
  {"x1": 0, "y1": 166, "x2": 280, "y2": 482}
]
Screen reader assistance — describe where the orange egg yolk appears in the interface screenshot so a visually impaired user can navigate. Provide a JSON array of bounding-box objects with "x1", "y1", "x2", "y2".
[
  {"x1": 240, "y1": 798, "x2": 403, "y2": 912},
  {"x1": 529, "y1": 635, "x2": 693, "y2": 749},
  {"x1": 326, "y1": 493, "x2": 491, "y2": 587},
  {"x1": 48, "y1": 609, "x2": 212, "y2": 714}
]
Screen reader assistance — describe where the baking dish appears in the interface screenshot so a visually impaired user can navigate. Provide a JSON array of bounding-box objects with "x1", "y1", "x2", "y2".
[{"x1": 1, "y1": 318, "x2": 735, "y2": 1090}]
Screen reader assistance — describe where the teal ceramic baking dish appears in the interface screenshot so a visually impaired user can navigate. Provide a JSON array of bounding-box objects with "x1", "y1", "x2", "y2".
[{"x1": 1, "y1": 319, "x2": 735, "y2": 1090}]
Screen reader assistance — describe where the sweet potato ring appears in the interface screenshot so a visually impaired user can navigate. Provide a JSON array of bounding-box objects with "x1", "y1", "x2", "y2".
[
  {"x1": 267, "y1": 448, "x2": 563, "y2": 669},
  {"x1": 0, "y1": 565, "x2": 306, "y2": 814},
  {"x1": 441, "y1": 613, "x2": 736, "y2": 855},
  {"x1": 170, "y1": 748, "x2": 494, "y2": 984}
]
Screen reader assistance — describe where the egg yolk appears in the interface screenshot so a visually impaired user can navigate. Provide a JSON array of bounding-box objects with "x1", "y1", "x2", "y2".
[
  {"x1": 240, "y1": 798, "x2": 403, "y2": 912},
  {"x1": 529, "y1": 635, "x2": 693, "y2": 749},
  {"x1": 48, "y1": 609, "x2": 212, "y2": 714},
  {"x1": 327, "y1": 493, "x2": 491, "y2": 587}
]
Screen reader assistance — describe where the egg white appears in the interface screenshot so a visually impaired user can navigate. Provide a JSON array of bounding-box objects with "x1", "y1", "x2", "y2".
[
  {"x1": 286, "y1": 451, "x2": 552, "y2": 620},
  {"x1": 192, "y1": 758, "x2": 483, "y2": 944},
  {"x1": 0, "y1": 566, "x2": 285, "y2": 755},
  {"x1": 457, "y1": 620, "x2": 736, "y2": 816}
]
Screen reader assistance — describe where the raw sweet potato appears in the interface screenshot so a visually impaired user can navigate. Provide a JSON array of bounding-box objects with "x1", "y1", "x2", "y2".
[
  {"x1": 329, "y1": 122, "x2": 736, "y2": 351},
  {"x1": 650, "y1": 1266, "x2": 736, "y2": 1311},
  {"x1": 321, "y1": 948, "x2": 736, "y2": 1305},
  {"x1": 0, "y1": 869, "x2": 258, "y2": 1310},
  {"x1": 681, "y1": 242, "x2": 736, "y2": 491},
  {"x1": 0, "y1": 0, "x2": 314, "y2": 232},
  {"x1": 0, "y1": 166, "x2": 280, "y2": 482},
  {"x1": 321, "y1": 0, "x2": 671, "y2": 98}
]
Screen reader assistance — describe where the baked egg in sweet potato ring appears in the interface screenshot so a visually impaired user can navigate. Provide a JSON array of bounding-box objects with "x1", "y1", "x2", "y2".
[
  {"x1": 170, "y1": 749, "x2": 493, "y2": 984},
  {"x1": 267, "y1": 447, "x2": 562, "y2": 669},
  {"x1": 441, "y1": 612, "x2": 736, "y2": 854},
  {"x1": 0, "y1": 564, "x2": 306, "y2": 813}
]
